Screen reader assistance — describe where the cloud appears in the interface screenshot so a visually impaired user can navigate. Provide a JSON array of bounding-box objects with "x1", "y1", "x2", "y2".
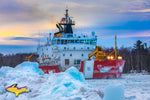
[
  {"x1": 0, "y1": 0, "x2": 57, "y2": 25},
  {"x1": 10, "y1": 37, "x2": 33, "y2": 40},
  {"x1": 128, "y1": 9, "x2": 150, "y2": 12},
  {"x1": 118, "y1": 30, "x2": 150, "y2": 38},
  {"x1": 0, "y1": 39, "x2": 38, "y2": 45},
  {"x1": 105, "y1": 20, "x2": 150, "y2": 30},
  {"x1": 0, "y1": 45, "x2": 37, "y2": 54},
  {"x1": 0, "y1": 0, "x2": 150, "y2": 48}
]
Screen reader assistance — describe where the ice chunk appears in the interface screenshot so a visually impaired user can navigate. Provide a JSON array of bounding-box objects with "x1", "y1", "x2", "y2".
[
  {"x1": 0, "y1": 66, "x2": 13, "y2": 76},
  {"x1": 15, "y1": 61, "x2": 44, "y2": 75},
  {"x1": 0, "y1": 62, "x2": 44, "y2": 79},
  {"x1": 0, "y1": 62, "x2": 101, "y2": 100},
  {"x1": 0, "y1": 86, "x2": 6, "y2": 94},
  {"x1": 65, "y1": 66, "x2": 85, "y2": 82},
  {"x1": 104, "y1": 84, "x2": 124, "y2": 100}
]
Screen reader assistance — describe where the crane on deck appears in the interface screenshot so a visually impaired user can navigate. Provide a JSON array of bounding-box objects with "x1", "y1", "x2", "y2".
[
  {"x1": 26, "y1": 53, "x2": 35, "y2": 61},
  {"x1": 88, "y1": 35, "x2": 122, "y2": 61},
  {"x1": 88, "y1": 46, "x2": 106, "y2": 60},
  {"x1": 42, "y1": 53, "x2": 51, "y2": 62}
]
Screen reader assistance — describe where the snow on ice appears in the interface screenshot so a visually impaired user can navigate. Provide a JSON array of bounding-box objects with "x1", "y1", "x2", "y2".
[
  {"x1": 0, "y1": 61, "x2": 149, "y2": 100},
  {"x1": 0, "y1": 62, "x2": 103, "y2": 100}
]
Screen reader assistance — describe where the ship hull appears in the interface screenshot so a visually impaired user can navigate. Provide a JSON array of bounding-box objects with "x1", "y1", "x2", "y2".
[
  {"x1": 79, "y1": 60, "x2": 125, "y2": 78},
  {"x1": 39, "y1": 60, "x2": 125, "y2": 79},
  {"x1": 39, "y1": 66, "x2": 60, "y2": 74}
]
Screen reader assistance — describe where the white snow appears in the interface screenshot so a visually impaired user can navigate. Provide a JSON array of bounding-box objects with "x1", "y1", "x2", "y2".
[
  {"x1": 86, "y1": 73, "x2": 150, "y2": 100},
  {"x1": 0, "y1": 61, "x2": 150, "y2": 100},
  {"x1": 0, "y1": 62, "x2": 102, "y2": 100}
]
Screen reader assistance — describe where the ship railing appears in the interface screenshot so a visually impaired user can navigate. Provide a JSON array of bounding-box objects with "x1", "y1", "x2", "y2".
[{"x1": 59, "y1": 21, "x2": 75, "y2": 25}]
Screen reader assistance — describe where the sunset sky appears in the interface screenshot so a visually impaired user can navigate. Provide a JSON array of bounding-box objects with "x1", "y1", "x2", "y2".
[{"x1": 0, "y1": 0, "x2": 150, "y2": 54}]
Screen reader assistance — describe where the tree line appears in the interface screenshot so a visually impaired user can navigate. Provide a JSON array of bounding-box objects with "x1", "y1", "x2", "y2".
[
  {"x1": 104, "y1": 40, "x2": 150, "y2": 73},
  {"x1": 0, "y1": 40, "x2": 150, "y2": 73},
  {"x1": 0, "y1": 53, "x2": 38, "y2": 68}
]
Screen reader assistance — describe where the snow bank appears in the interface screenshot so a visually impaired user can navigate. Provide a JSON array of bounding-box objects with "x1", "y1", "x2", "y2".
[
  {"x1": 31, "y1": 66, "x2": 90, "y2": 100},
  {"x1": 0, "y1": 62, "x2": 103, "y2": 100},
  {"x1": 0, "y1": 62, "x2": 125, "y2": 100},
  {"x1": 0, "y1": 62, "x2": 44, "y2": 79}
]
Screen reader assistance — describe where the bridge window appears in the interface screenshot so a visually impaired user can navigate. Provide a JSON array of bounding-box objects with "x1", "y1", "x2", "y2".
[
  {"x1": 86, "y1": 40, "x2": 90, "y2": 44},
  {"x1": 67, "y1": 40, "x2": 70, "y2": 43},
  {"x1": 61, "y1": 40, "x2": 64, "y2": 44},
  {"x1": 70, "y1": 40, "x2": 74, "y2": 43},
  {"x1": 64, "y1": 40, "x2": 67, "y2": 44},
  {"x1": 52, "y1": 40, "x2": 57, "y2": 45},
  {"x1": 57, "y1": 40, "x2": 61, "y2": 44},
  {"x1": 80, "y1": 40, "x2": 84, "y2": 43},
  {"x1": 75, "y1": 40, "x2": 80, "y2": 43},
  {"x1": 91, "y1": 40, "x2": 97, "y2": 45},
  {"x1": 73, "y1": 47, "x2": 76, "y2": 50}
]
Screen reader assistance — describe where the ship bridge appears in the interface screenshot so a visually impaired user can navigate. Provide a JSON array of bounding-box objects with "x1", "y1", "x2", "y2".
[
  {"x1": 54, "y1": 9, "x2": 75, "y2": 38},
  {"x1": 51, "y1": 37, "x2": 97, "y2": 45}
]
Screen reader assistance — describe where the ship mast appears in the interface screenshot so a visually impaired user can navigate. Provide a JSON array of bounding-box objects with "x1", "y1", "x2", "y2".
[
  {"x1": 65, "y1": 9, "x2": 68, "y2": 23},
  {"x1": 54, "y1": 9, "x2": 75, "y2": 38},
  {"x1": 115, "y1": 35, "x2": 117, "y2": 59},
  {"x1": 59, "y1": 9, "x2": 75, "y2": 34}
]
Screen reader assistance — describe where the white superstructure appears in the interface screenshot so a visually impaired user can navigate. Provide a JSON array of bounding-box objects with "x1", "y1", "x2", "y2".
[{"x1": 37, "y1": 9, "x2": 97, "y2": 71}]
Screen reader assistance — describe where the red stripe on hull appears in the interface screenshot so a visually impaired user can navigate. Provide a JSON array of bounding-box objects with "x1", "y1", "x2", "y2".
[
  {"x1": 79, "y1": 60, "x2": 125, "y2": 78},
  {"x1": 93, "y1": 60, "x2": 125, "y2": 78},
  {"x1": 39, "y1": 66, "x2": 60, "y2": 74}
]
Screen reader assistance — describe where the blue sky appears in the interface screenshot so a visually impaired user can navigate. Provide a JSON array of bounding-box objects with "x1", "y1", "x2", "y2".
[{"x1": 0, "y1": 0, "x2": 150, "y2": 54}]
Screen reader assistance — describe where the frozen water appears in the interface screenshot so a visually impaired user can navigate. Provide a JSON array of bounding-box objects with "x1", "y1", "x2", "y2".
[
  {"x1": 0, "y1": 62, "x2": 103, "y2": 100},
  {"x1": 103, "y1": 84, "x2": 124, "y2": 100},
  {"x1": 0, "y1": 61, "x2": 44, "y2": 80},
  {"x1": 0, "y1": 66, "x2": 13, "y2": 76},
  {"x1": 15, "y1": 61, "x2": 44, "y2": 75},
  {"x1": 86, "y1": 73, "x2": 150, "y2": 100},
  {"x1": 1, "y1": 61, "x2": 149, "y2": 100},
  {"x1": 65, "y1": 66, "x2": 85, "y2": 82}
]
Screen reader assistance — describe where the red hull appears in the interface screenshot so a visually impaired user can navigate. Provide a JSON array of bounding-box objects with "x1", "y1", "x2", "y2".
[
  {"x1": 79, "y1": 60, "x2": 125, "y2": 78},
  {"x1": 39, "y1": 66, "x2": 60, "y2": 74},
  {"x1": 38, "y1": 60, "x2": 125, "y2": 79}
]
